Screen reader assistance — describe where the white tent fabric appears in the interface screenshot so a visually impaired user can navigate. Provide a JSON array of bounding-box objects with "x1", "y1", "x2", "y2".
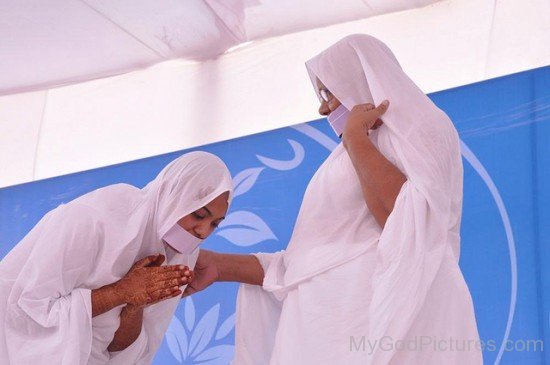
[
  {"x1": 0, "y1": 0, "x2": 438, "y2": 95},
  {"x1": 1, "y1": 0, "x2": 549, "y2": 188}
]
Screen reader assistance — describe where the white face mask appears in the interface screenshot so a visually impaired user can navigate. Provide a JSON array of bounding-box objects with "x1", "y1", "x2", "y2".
[
  {"x1": 327, "y1": 104, "x2": 351, "y2": 137},
  {"x1": 162, "y1": 223, "x2": 203, "y2": 254}
]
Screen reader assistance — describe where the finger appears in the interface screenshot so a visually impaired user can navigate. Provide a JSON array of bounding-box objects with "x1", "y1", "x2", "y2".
[
  {"x1": 168, "y1": 290, "x2": 183, "y2": 299},
  {"x1": 148, "y1": 254, "x2": 165, "y2": 267},
  {"x1": 161, "y1": 277, "x2": 188, "y2": 288},
  {"x1": 151, "y1": 275, "x2": 188, "y2": 292},
  {"x1": 372, "y1": 100, "x2": 389, "y2": 117},
  {"x1": 363, "y1": 103, "x2": 375, "y2": 111},
  {"x1": 187, "y1": 270, "x2": 195, "y2": 283},
  {"x1": 152, "y1": 286, "x2": 181, "y2": 302},
  {"x1": 182, "y1": 285, "x2": 196, "y2": 298},
  {"x1": 152, "y1": 265, "x2": 188, "y2": 274},
  {"x1": 167, "y1": 286, "x2": 182, "y2": 298},
  {"x1": 156, "y1": 269, "x2": 189, "y2": 281},
  {"x1": 371, "y1": 119, "x2": 384, "y2": 130},
  {"x1": 133, "y1": 254, "x2": 162, "y2": 268}
]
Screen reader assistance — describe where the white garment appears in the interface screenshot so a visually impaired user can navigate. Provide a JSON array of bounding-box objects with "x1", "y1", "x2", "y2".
[
  {"x1": 0, "y1": 151, "x2": 233, "y2": 365},
  {"x1": 233, "y1": 34, "x2": 482, "y2": 364}
]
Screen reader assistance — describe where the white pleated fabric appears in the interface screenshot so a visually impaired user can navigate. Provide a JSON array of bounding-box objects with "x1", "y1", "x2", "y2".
[
  {"x1": 0, "y1": 151, "x2": 233, "y2": 365},
  {"x1": 233, "y1": 34, "x2": 481, "y2": 364}
]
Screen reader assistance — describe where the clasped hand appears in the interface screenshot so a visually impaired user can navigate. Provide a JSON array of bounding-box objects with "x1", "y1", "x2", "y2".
[{"x1": 116, "y1": 254, "x2": 192, "y2": 307}]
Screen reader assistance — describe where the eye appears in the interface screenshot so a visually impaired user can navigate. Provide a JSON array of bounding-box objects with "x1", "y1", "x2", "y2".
[{"x1": 193, "y1": 211, "x2": 206, "y2": 220}]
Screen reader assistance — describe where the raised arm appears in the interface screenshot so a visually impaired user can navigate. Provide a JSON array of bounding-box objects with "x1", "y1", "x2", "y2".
[{"x1": 342, "y1": 101, "x2": 407, "y2": 227}]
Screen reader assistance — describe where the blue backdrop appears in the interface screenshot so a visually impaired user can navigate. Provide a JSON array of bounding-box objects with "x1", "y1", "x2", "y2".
[{"x1": 1, "y1": 66, "x2": 548, "y2": 364}]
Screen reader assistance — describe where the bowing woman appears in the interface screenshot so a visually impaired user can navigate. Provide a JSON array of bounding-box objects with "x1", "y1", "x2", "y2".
[{"x1": 0, "y1": 151, "x2": 233, "y2": 364}]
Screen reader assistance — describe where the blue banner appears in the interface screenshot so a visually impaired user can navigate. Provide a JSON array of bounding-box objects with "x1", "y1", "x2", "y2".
[{"x1": 1, "y1": 66, "x2": 549, "y2": 364}]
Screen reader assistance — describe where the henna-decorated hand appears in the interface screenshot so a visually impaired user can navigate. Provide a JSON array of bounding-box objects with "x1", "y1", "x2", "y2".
[{"x1": 116, "y1": 254, "x2": 192, "y2": 307}]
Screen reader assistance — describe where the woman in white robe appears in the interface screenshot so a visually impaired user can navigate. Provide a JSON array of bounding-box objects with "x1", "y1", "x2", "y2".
[
  {"x1": 0, "y1": 151, "x2": 233, "y2": 364},
  {"x1": 186, "y1": 34, "x2": 482, "y2": 364}
]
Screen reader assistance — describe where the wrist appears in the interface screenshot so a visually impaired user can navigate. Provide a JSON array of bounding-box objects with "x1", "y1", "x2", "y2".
[
  {"x1": 343, "y1": 127, "x2": 371, "y2": 149},
  {"x1": 111, "y1": 280, "x2": 128, "y2": 306},
  {"x1": 208, "y1": 251, "x2": 222, "y2": 282},
  {"x1": 123, "y1": 304, "x2": 144, "y2": 315}
]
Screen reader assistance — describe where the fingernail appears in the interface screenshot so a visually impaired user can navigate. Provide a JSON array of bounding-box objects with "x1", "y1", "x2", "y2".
[
  {"x1": 178, "y1": 265, "x2": 185, "y2": 270},
  {"x1": 382, "y1": 100, "x2": 389, "y2": 106}
]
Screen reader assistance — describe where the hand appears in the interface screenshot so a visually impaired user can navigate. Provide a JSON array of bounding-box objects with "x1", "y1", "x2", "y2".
[
  {"x1": 343, "y1": 100, "x2": 389, "y2": 137},
  {"x1": 115, "y1": 254, "x2": 192, "y2": 307},
  {"x1": 182, "y1": 250, "x2": 219, "y2": 297}
]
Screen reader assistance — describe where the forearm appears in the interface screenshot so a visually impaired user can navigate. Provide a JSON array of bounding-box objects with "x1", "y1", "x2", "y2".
[
  {"x1": 344, "y1": 131, "x2": 406, "y2": 226},
  {"x1": 107, "y1": 305, "x2": 144, "y2": 352},
  {"x1": 213, "y1": 252, "x2": 264, "y2": 286},
  {"x1": 358, "y1": 178, "x2": 391, "y2": 227},
  {"x1": 91, "y1": 282, "x2": 125, "y2": 317}
]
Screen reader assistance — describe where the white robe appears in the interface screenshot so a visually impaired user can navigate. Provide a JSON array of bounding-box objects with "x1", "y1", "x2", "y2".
[
  {"x1": 233, "y1": 34, "x2": 482, "y2": 364},
  {"x1": 0, "y1": 151, "x2": 233, "y2": 365}
]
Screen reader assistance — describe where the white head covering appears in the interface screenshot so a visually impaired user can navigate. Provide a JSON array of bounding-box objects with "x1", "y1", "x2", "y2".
[
  {"x1": 305, "y1": 33, "x2": 463, "y2": 256},
  {"x1": 306, "y1": 34, "x2": 460, "y2": 206},
  {"x1": 0, "y1": 151, "x2": 233, "y2": 364},
  {"x1": 143, "y1": 151, "x2": 234, "y2": 240}
]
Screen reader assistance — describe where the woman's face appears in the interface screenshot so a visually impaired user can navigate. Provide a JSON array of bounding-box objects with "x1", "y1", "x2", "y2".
[
  {"x1": 177, "y1": 191, "x2": 230, "y2": 239},
  {"x1": 316, "y1": 78, "x2": 342, "y2": 116}
]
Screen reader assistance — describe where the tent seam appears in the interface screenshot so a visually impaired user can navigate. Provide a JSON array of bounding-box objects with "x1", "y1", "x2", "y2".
[
  {"x1": 78, "y1": 0, "x2": 166, "y2": 59},
  {"x1": 32, "y1": 91, "x2": 49, "y2": 181}
]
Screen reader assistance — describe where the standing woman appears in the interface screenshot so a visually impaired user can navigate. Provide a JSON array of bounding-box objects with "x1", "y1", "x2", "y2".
[
  {"x1": 0, "y1": 151, "x2": 233, "y2": 364},
  {"x1": 186, "y1": 35, "x2": 482, "y2": 364}
]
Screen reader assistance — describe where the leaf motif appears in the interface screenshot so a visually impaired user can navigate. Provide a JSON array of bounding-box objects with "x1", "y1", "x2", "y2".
[
  {"x1": 166, "y1": 316, "x2": 188, "y2": 362},
  {"x1": 216, "y1": 211, "x2": 277, "y2": 246},
  {"x1": 185, "y1": 297, "x2": 195, "y2": 331},
  {"x1": 257, "y1": 139, "x2": 305, "y2": 171},
  {"x1": 215, "y1": 313, "x2": 236, "y2": 340},
  {"x1": 189, "y1": 303, "x2": 220, "y2": 357},
  {"x1": 193, "y1": 345, "x2": 235, "y2": 364},
  {"x1": 232, "y1": 167, "x2": 265, "y2": 197},
  {"x1": 291, "y1": 123, "x2": 338, "y2": 151}
]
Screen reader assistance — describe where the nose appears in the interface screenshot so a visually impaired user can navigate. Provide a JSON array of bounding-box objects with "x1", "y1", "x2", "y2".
[
  {"x1": 193, "y1": 222, "x2": 213, "y2": 240},
  {"x1": 318, "y1": 100, "x2": 330, "y2": 116}
]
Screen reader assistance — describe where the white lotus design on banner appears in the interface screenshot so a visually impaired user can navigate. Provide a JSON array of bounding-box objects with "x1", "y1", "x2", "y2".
[
  {"x1": 166, "y1": 297, "x2": 236, "y2": 364},
  {"x1": 215, "y1": 138, "x2": 305, "y2": 247}
]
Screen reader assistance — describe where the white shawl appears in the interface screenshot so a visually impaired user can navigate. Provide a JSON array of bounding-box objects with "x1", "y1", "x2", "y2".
[{"x1": 0, "y1": 151, "x2": 233, "y2": 365}]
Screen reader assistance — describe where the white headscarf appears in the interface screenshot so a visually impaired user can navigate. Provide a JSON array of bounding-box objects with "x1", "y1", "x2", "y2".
[
  {"x1": 304, "y1": 34, "x2": 464, "y2": 364},
  {"x1": 0, "y1": 151, "x2": 233, "y2": 365}
]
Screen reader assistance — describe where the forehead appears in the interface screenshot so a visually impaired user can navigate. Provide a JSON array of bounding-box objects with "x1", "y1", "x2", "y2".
[{"x1": 203, "y1": 192, "x2": 229, "y2": 216}]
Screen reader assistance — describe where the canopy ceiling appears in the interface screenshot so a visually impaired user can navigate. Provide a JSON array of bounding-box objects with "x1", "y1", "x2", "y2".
[{"x1": 0, "y1": 0, "x2": 439, "y2": 95}]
